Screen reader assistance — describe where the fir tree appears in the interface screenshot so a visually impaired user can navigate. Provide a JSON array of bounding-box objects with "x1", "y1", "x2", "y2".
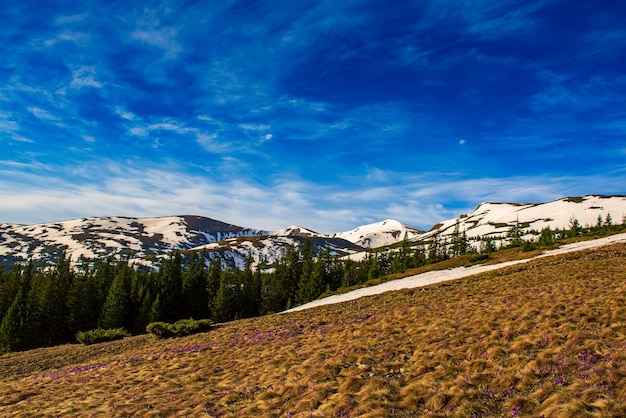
[
  {"x1": 569, "y1": 216, "x2": 582, "y2": 237},
  {"x1": 39, "y1": 254, "x2": 73, "y2": 346},
  {"x1": 241, "y1": 256, "x2": 261, "y2": 318},
  {"x1": 99, "y1": 261, "x2": 132, "y2": 330},
  {"x1": 0, "y1": 290, "x2": 27, "y2": 353},
  {"x1": 296, "y1": 240, "x2": 319, "y2": 305},
  {"x1": 156, "y1": 251, "x2": 183, "y2": 322},
  {"x1": 182, "y1": 252, "x2": 209, "y2": 319},
  {"x1": 67, "y1": 269, "x2": 101, "y2": 335}
]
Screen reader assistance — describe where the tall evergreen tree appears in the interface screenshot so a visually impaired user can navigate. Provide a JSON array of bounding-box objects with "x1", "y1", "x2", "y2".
[
  {"x1": 150, "y1": 293, "x2": 163, "y2": 323},
  {"x1": 156, "y1": 251, "x2": 183, "y2": 322},
  {"x1": 296, "y1": 239, "x2": 318, "y2": 305},
  {"x1": 39, "y1": 254, "x2": 73, "y2": 346},
  {"x1": 205, "y1": 258, "x2": 223, "y2": 319},
  {"x1": 0, "y1": 289, "x2": 27, "y2": 353},
  {"x1": 240, "y1": 256, "x2": 261, "y2": 318},
  {"x1": 182, "y1": 252, "x2": 209, "y2": 319},
  {"x1": 212, "y1": 269, "x2": 243, "y2": 322},
  {"x1": 0, "y1": 264, "x2": 36, "y2": 353},
  {"x1": 99, "y1": 261, "x2": 132, "y2": 330},
  {"x1": 67, "y1": 269, "x2": 101, "y2": 334},
  {"x1": 0, "y1": 264, "x2": 22, "y2": 321},
  {"x1": 341, "y1": 259, "x2": 360, "y2": 289}
]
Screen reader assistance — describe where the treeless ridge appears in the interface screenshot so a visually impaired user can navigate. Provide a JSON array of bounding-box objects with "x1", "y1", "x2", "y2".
[{"x1": 2, "y1": 244, "x2": 626, "y2": 417}]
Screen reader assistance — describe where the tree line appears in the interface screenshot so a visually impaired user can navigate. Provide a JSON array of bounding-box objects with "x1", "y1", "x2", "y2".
[
  {"x1": 1, "y1": 214, "x2": 623, "y2": 354},
  {"x1": 0, "y1": 237, "x2": 433, "y2": 354}
]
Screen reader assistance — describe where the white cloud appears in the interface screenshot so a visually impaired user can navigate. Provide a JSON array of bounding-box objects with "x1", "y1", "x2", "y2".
[
  {"x1": 27, "y1": 106, "x2": 59, "y2": 121},
  {"x1": 0, "y1": 119, "x2": 19, "y2": 132},
  {"x1": 130, "y1": 11, "x2": 182, "y2": 60},
  {"x1": 43, "y1": 31, "x2": 90, "y2": 47},
  {"x1": 196, "y1": 132, "x2": 230, "y2": 154},
  {"x1": 148, "y1": 122, "x2": 192, "y2": 134},
  {"x1": 115, "y1": 106, "x2": 136, "y2": 121},
  {"x1": 128, "y1": 126, "x2": 148, "y2": 137},
  {"x1": 69, "y1": 66, "x2": 103, "y2": 90},
  {"x1": 240, "y1": 123, "x2": 270, "y2": 131},
  {"x1": 8, "y1": 134, "x2": 34, "y2": 143}
]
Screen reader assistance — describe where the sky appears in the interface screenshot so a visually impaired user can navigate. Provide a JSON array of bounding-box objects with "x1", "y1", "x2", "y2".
[{"x1": 1, "y1": 0, "x2": 626, "y2": 233}]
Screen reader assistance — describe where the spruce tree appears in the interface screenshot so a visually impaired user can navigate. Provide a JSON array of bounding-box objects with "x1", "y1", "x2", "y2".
[
  {"x1": 0, "y1": 264, "x2": 22, "y2": 321},
  {"x1": 241, "y1": 256, "x2": 261, "y2": 318},
  {"x1": 182, "y1": 252, "x2": 209, "y2": 319},
  {"x1": 0, "y1": 290, "x2": 26, "y2": 353},
  {"x1": 39, "y1": 254, "x2": 73, "y2": 346},
  {"x1": 157, "y1": 251, "x2": 183, "y2": 322},
  {"x1": 296, "y1": 240, "x2": 316, "y2": 305},
  {"x1": 99, "y1": 262, "x2": 132, "y2": 330},
  {"x1": 0, "y1": 263, "x2": 38, "y2": 353},
  {"x1": 67, "y1": 270, "x2": 101, "y2": 334}
]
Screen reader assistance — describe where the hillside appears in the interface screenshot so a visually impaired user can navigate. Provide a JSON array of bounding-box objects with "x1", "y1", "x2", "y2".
[
  {"x1": 423, "y1": 194, "x2": 626, "y2": 247},
  {"x1": 2, "y1": 241, "x2": 626, "y2": 417}
]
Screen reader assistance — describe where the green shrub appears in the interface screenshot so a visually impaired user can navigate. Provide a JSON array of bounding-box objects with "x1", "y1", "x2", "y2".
[
  {"x1": 76, "y1": 328, "x2": 130, "y2": 345},
  {"x1": 146, "y1": 318, "x2": 213, "y2": 339},
  {"x1": 146, "y1": 321, "x2": 172, "y2": 339}
]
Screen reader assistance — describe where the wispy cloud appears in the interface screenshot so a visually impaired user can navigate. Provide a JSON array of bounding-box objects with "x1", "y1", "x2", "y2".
[{"x1": 69, "y1": 66, "x2": 103, "y2": 90}]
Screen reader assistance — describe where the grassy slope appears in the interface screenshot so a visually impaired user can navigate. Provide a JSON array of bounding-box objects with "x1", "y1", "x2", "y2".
[{"x1": 2, "y1": 245, "x2": 626, "y2": 417}]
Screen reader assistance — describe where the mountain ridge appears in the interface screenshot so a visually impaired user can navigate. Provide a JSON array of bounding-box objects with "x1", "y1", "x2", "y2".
[{"x1": 1, "y1": 194, "x2": 626, "y2": 269}]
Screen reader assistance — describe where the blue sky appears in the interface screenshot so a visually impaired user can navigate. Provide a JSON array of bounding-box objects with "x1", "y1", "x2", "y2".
[{"x1": 1, "y1": 0, "x2": 626, "y2": 233}]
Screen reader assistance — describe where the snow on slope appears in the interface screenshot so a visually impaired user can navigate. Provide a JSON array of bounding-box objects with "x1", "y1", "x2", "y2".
[
  {"x1": 423, "y1": 195, "x2": 626, "y2": 245},
  {"x1": 271, "y1": 225, "x2": 319, "y2": 237},
  {"x1": 331, "y1": 219, "x2": 424, "y2": 248},
  {"x1": 0, "y1": 215, "x2": 267, "y2": 268},
  {"x1": 188, "y1": 234, "x2": 364, "y2": 270},
  {"x1": 285, "y1": 231, "x2": 626, "y2": 313},
  {"x1": 3, "y1": 194, "x2": 626, "y2": 270}
]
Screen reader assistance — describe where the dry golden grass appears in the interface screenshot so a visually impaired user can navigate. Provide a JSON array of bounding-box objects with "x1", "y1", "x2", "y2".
[{"x1": 2, "y1": 244, "x2": 626, "y2": 417}]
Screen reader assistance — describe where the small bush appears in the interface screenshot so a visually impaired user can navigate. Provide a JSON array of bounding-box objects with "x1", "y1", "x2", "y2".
[
  {"x1": 146, "y1": 318, "x2": 213, "y2": 339},
  {"x1": 76, "y1": 328, "x2": 130, "y2": 345}
]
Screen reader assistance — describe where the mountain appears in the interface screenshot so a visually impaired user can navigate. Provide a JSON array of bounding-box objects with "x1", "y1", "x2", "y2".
[
  {"x1": 0, "y1": 215, "x2": 267, "y2": 269},
  {"x1": 1, "y1": 194, "x2": 626, "y2": 269},
  {"x1": 0, "y1": 215, "x2": 420, "y2": 270},
  {"x1": 190, "y1": 219, "x2": 425, "y2": 269},
  {"x1": 420, "y1": 194, "x2": 626, "y2": 248},
  {"x1": 330, "y1": 219, "x2": 423, "y2": 248}
]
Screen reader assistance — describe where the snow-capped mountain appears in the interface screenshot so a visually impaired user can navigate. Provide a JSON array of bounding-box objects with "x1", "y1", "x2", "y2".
[
  {"x1": 331, "y1": 219, "x2": 423, "y2": 248},
  {"x1": 421, "y1": 195, "x2": 626, "y2": 248},
  {"x1": 0, "y1": 215, "x2": 414, "y2": 270},
  {"x1": 2, "y1": 195, "x2": 626, "y2": 270},
  {"x1": 185, "y1": 220, "x2": 423, "y2": 269},
  {"x1": 0, "y1": 215, "x2": 267, "y2": 268}
]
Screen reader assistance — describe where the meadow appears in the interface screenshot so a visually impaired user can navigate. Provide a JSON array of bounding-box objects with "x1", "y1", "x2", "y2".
[{"x1": 1, "y1": 243, "x2": 626, "y2": 417}]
